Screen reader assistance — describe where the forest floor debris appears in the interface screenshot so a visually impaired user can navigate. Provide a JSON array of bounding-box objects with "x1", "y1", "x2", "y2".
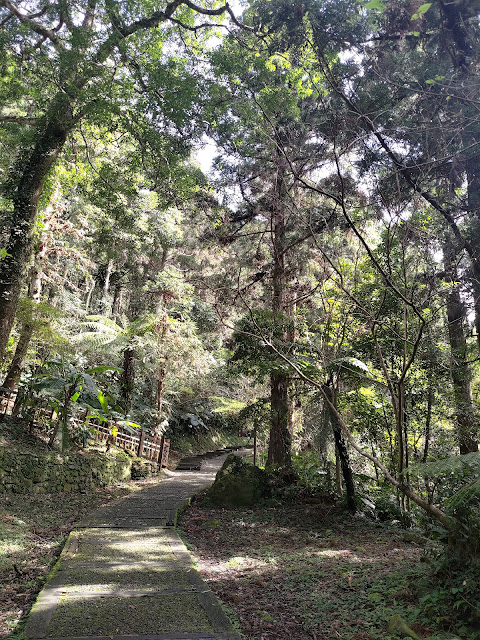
[{"x1": 179, "y1": 495, "x2": 450, "y2": 640}]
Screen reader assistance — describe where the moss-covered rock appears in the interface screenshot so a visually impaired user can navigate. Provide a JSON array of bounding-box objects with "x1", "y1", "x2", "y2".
[{"x1": 205, "y1": 454, "x2": 268, "y2": 507}]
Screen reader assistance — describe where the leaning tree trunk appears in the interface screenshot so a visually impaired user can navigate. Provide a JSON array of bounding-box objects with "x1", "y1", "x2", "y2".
[
  {"x1": 444, "y1": 238, "x2": 478, "y2": 454},
  {"x1": 0, "y1": 94, "x2": 73, "y2": 361},
  {"x1": 324, "y1": 384, "x2": 356, "y2": 511},
  {"x1": 2, "y1": 324, "x2": 34, "y2": 391}
]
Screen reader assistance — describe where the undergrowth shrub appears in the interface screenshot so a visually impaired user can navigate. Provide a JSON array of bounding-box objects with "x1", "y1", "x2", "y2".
[{"x1": 413, "y1": 552, "x2": 480, "y2": 638}]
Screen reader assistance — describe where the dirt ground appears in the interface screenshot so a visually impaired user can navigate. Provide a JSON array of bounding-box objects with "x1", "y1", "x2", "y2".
[{"x1": 179, "y1": 496, "x2": 437, "y2": 640}]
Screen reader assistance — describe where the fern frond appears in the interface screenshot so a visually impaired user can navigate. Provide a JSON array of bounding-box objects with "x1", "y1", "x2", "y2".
[
  {"x1": 415, "y1": 452, "x2": 480, "y2": 478},
  {"x1": 446, "y1": 476, "x2": 480, "y2": 511},
  {"x1": 79, "y1": 321, "x2": 119, "y2": 335},
  {"x1": 71, "y1": 331, "x2": 119, "y2": 348},
  {"x1": 84, "y1": 315, "x2": 124, "y2": 331}
]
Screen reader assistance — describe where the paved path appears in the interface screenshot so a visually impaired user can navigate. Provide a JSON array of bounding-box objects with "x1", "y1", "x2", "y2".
[{"x1": 24, "y1": 454, "x2": 242, "y2": 640}]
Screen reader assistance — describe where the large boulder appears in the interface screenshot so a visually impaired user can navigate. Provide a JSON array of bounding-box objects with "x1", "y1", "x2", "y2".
[{"x1": 205, "y1": 454, "x2": 268, "y2": 507}]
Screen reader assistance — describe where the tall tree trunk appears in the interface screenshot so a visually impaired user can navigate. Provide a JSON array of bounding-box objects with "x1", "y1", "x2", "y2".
[
  {"x1": 396, "y1": 379, "x2": 406, "y2": 480},
  {"x1": 0, "y1": 94, "x2": 73, "y2": 361},
  {"x1": 112, "y1": 282, "x2": 123, "y2": 317},
  {"x1": 422, "y1": 384, "x2": 433, "y2": 463},
  {"x1": 155, "y1": 298, "x2": 169, "y2": 423},
  {"x1": 85, "y1": 277, "x2": 95, "y2": 314},
  {"x1": 444, "y1": 238, "x2": 478, "y2": 454},
  {"x1": 2, "y1": 325, "x2": 34, "y2": 391},
  {"x1": 268, "y1": 371, "x2": 292, "y2": 467},
  {"x1": 267, "y1": 149, "x2": 293, "y2": 467},
  {"x1": 466, "y1": 158, "x2": 480, "y2": 354},
  {"x1": 102, "y1": 259, "x2": 114, "y2": 315},
  {"x1": 156, "y1": 366, "x2": 167, "y2": 417}
]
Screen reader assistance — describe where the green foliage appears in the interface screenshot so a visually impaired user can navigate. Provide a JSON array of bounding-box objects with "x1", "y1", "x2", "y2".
[
  {"x1": 413, "y1": 553, "x2": 480, "y2": 637},
  {"x1": 231, "y1": 311, "x2": 299, "y2": 380},
  {"x1": 413, "y1": 453, "x2": 480, "y2": 555},
  {"x1": 291, "y1": 451, "x2": 334, "y2": 496},
  {"x1": 27, "y1": 359, "x2": 121, "y2": 449}
]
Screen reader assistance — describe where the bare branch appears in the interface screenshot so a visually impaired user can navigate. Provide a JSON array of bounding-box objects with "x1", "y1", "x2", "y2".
[
  {"x1": 0, "y1": 115, "x2": 38, "y2": 126},
  {"x1": 118, "y1": 0, "x2": 244, "y2": 38},
  {"x1": 261, "y1": 334, "x2": 453, "y2": 533}
]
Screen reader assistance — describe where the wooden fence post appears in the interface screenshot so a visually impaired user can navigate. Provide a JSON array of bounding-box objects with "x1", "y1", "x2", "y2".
[
  {"x1": 137, "y1": 429, "x2": 146, "y2": 458},
  {"x1": 161, "y1": 438, "x2": 170, "y2": 468},
  {"x1": 157, "y1": 436, "x2": 165, "y2": 468}
]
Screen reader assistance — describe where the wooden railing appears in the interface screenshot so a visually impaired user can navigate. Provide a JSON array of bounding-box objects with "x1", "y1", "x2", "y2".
[
  {"x1": 0, "y1": 387, "x2": 169, "y2": 467},
  {"x1": 79, "y1": 419, "x2": 170, "y2": 468}
]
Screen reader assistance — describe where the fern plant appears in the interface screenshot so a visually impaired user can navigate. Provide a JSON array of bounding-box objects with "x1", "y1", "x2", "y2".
[{"x1": 414, "y1": 452, "x2": 480, "y2": 555}]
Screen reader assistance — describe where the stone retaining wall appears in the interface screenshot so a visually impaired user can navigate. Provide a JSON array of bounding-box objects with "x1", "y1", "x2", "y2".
[{"x1": 0, "y1": 447, "x2": 158, "y2": 493}]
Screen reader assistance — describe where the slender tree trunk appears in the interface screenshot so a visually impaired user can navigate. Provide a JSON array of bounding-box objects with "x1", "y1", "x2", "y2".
[
  {"x1": 324, "y1": 384, "x2": 356, "y2": 511},
  {"x1": 102, "y1": 259, "x2": 114, "y2": 315},
  {"x1": 156, "y1": 366, "x2": 167, "y2": 417},
  {"x1": 121, "y1": 347, "x2": 135, "y2": 417},
  {"x1": 0, "y1": 94, "x2": 73, "y2": 361},
  {"x1": 85, "y1": 278, "x2": 95, "y2": 314},
  {"x1": 444, "y1": 238, "x2": 478, "y2": 454},
  {"x1": 466, "y1": 158, "x2": 480, "y2": 354},
  {"x1": 396, "y1": 380, "x2": 406, "y2": 479},
  {"x1": 422, "y1": 385, "x2": 433, "y2": 463},
  {"x1": 112, "y1": 282, "x2": 123, "y2": 317}
]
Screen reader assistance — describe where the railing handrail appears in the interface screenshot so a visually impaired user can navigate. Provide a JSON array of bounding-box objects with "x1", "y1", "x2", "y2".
[
  {"x1": 71, "y1": 417, "x2": 169, "y2": 466},
  {"x1": 0, "y1": 391, "x2": 169, "y2": 467}
]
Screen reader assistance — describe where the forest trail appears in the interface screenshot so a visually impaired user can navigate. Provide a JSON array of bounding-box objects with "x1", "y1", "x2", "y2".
[{"x1": 23, "y1": 452, "x2": 244, "y2": 640}]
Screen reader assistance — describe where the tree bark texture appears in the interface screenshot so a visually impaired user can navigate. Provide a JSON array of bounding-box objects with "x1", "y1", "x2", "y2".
[
  {"x1": 267, "y1": 141, "x2": 295, "y2": 467},
  {"x1": 267, "y1": 371, "x2": 292, "y2": 467},
  {"x1": 444, "y1": 239, "x2": 478, "y2": 454},
  {"x1": 102, "y1": 258, "x2": 114, "y2": 315},
  {"x1": 422, "y1": 385, "x2": 433, "y2": 463},
  {"x1": 2, "y1": 324, "x2": 34, "y2": 390},
  {"x1": 0, "y1": 94, "x2": 73, "y2": 361},
  {"x1": 121, "y1": 347, "x2": 135, "y2": 417},
  {"x1": 2, "y1": 228, "x2": 48, "y2": 390},
  {"x1": 466, "y1": 158, "x2": 480, "y2": 354}
]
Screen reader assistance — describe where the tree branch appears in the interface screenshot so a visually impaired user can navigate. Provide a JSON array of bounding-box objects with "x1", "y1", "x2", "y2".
[
  {"x1": 118, "y1": 0, "x2": 243, "y2": 37},
  {"x1": 0, "y1": 0, "x2": 66, "y2": 50},
  {"x1": 82, "y1": 0, "x2": 96, "y2": 29},
  {"x1": 0, "y1": 115, "x2": 38, "y2": 126}
]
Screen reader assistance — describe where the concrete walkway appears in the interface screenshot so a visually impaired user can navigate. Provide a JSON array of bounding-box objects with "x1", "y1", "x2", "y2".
[{"x1": 24, "y1": 454, "x2": 242, "y2": 640}]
